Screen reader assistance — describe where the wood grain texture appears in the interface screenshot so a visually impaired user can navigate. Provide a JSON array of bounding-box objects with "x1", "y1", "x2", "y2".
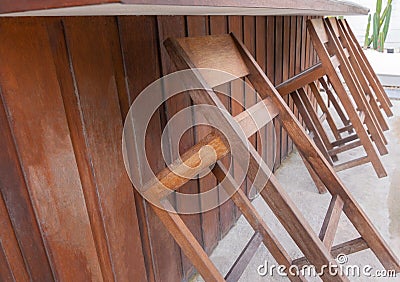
[
  {"x1": 0, "y1": 192, "x2": 30, "y2": 281},
  {"x1": 118, "y1": 15, "x2": 169, "y2": 282},
  {"x1": 0, "y1": 15, "x2": 323, "y2": 281},
  {"x1": 60, "y1": 17, "x2": 147, "y2": 281},
  {"x1": 0, "y1": 83, "x2": 53, "y2": 280},
  {"x1": 0, "y1": 17, "x2": 102, "y2": 281},
  {"x1": 227, "y1": 15, "x2": 247, "y2": 221},
  {"x1": 157, "y1": 15, "x2": 203, "y2": 280}
]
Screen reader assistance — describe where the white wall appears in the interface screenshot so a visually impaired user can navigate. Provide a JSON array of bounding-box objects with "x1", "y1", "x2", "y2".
[{"x1": 346, "y1": 0, "x2": 400, "y2": 49}]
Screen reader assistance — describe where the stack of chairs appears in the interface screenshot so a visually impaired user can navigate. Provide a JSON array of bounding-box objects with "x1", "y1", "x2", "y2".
[{"x1": 123, "y1": 18, "x2": 399, "y2": 281}]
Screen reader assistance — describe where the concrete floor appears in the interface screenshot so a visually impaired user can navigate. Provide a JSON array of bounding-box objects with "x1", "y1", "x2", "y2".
[{"x1": 193, "y1": 99, "x2": 400, "y2": 281}]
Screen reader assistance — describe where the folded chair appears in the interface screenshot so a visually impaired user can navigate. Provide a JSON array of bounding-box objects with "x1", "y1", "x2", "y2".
[
  {"x1": 127, "y1": 33, "x2": 400, "y2": 282},
  {"x1": 297, "y1": 18, "x2": 389, "y2": 178},
  {"x1": 308, "y1": 18, "x2": 388, "y2": 143},
  {"x1": 275, "y1": 60, "x2": 387, "y2": 177},
  {"x1": 338, "y1": 18, "x2": 393, "y2": 114},
  {"x1": 324, "y1": 17, "x2": 390, "y2": 132}
]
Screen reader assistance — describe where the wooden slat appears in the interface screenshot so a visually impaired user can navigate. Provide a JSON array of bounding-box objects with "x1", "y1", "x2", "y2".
[
  {"x1": 331, "y1": 133, "x2": 358, "y2": 147},
  {"x1": 255, "y1": 16, "x2": 269, "y2": 171},
  {"x1": 0, "y1": 243, "x2": 13, "y2": 282},
  {"x1": 158, "y1": 15, "x2": 202, "y2": 280},
  {"x1": 276, "y1": 63, "x2": 325, "y2": 96},
  {"x1": 225, "y1": 232, "x2": 263, "y2": 282},
  {"x1": 287, "y1": 15, "x2": 297, "y2": 153},
  {"x1": 0, "y1": 191, "x2": 30, "y2": 281},
  {"x1": 319, "y1": 195, "x2": 344, "y2": 250},
  {"x1": 0, "y1": 79, "x2": 53, "y2": 280},
  {"x1": 281, "y1": 16, "x2": 291, "y2": 160},
  {"x1": 297, "y1": 88, "x2": 334, "y2": 154},
  {"x1": 244, "y1": 16, "x2": 257, "y2": 197},
  {"x1": 328, "y1": 140, "x2": 362, "y2": 156},
  {"x1": 211, "y1": 15, "x2": 236, "y2": 238},
  {"x1": 118, "y1": 15, "x2": 179, "y2": 282},
  {"x1": 228, "y1": 15, "x2": 247, "y2": 218},
  {"x1": 273, "y1": 16, "x2": 283, "y2": 170},
  {"x1": 334, "y1": 156, "x2": 370, "y2": 172},
  {"x1": 309, "y1": 81, "x2": 341, "y2": 140},
  {"x1": 293, "y1": 237, "x2": 369, "y2": 267},
  {"x1": 0, "y1": 17, "x2": 103, "y2": 280},
  {"x1": 189, "y1": 15, "x2": 220, "y2": 255},
  {"x1": 265, "y1": 16, "x2": 276, "y2": 171},
  {"x1": 319, "y1": 76, "x2": 350, "y2": 127},
  {"x1": 61, "y1": 17, "x2": 148, "y2": 281}
]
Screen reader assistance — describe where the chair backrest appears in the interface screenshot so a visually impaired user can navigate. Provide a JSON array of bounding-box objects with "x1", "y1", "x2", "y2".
[
  {"x1": 326, "y1": 17, "x2": 340, "y2": 38},
  {"x1": 308, "y1": 18, "x2": 329, "y2": 44},
  {"x1": 174, "y1": 34, "x2": 250, "y2": 88}
]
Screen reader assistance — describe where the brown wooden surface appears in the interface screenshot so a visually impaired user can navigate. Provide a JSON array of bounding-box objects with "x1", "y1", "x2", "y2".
[
  {"x1": 0, "y1": 84, "x2": 53, "y2": 280},
  {"x1": 0, "y1": 0, "x2": 369, "y2": 15},
  {"x1": 0, "y1": 18, "x2": 104, "y2": 281},
  {"x1": 0, "y1": 15, "x2": 320, "y2": 281}
]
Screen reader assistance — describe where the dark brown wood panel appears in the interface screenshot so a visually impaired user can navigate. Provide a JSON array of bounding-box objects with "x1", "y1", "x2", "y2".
[
  {"x1": 0, "y1": 192, "x2": 30, "y2": 281},
  {"x1": 0, "y1": 17, "x2": 102, "y2": 281},
  {"x1": 201, "y1": 15, "x2": 223, "y2": 252},
  {"x1": 244, "y1": 16, "x2": 257, "y2": 194},
  {"x1": 157, "y1": 15, "x2": 203, "y2": 280},
  {"x1": 227, "y1": 15, "x2": 247, "y2": 221},
  {"x1": 60, "y1": 17, "x2": 147, "y2": 281},
  {"x1": 118, "y1": 15, "x2": 171, "y2": 282},
  {"x1": 273, "y1": 16, "x2": 283, "y2": 170},
  {"x1": 281, "y1": 16, "x2": 291, "y2": 160},
  {"x1": 0, "y1": 85, "x2": 53, "y2": 280}
]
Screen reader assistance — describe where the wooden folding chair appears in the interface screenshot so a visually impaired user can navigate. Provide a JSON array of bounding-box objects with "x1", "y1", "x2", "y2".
[
  {"x1": 294, "y1": 18, "x2": 389, "y2": 178},
  {"x1": 324, "y1": 17, "x2": 390, "y2": 132},
  {"x1": 128, "y1": 33, "x2": 400, "y2": 281},
  {"x1": 276, "y1": 60, "x2": 387, "y2": 177},
  {"x1": 308, "y1": 18, "x2": 388, "y2": 143},
  {"x1": 339, "y1": 18, "x2": 393, "y2": 114}
]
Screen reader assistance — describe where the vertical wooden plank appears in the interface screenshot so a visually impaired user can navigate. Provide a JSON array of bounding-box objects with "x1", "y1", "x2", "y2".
[
  {"x1": 206, "y1": 15, "x2": 229, "y2": 247},
  {"x1": 0, "y1": 83, "x2": 53, "y2": 280},
  {"x1": 266, "y1": 16, "x2": 276, "y2": 170},
  {"x1": 281, "y1": 16, "x2": 291, "y2": 160},
  {"x1": 118, "y1": 16, "x2": 180, "y2": 282},
  {"x1": 0, "y1": 192, "x2": 30, "y2": 281},
  {"x1": 157, "y1": 15, "x2": 202, "y2": 280},
  {"x1": 255, "y1": 16, "x2": 269, "y2": 170},
  {"x1": 61, "y1": 16, "x2": 147, "y2": 282},
  {"x1": 0, "y1": 18, "x2": 102, "y2": 281},
  {"x1": 243, "y1": 16, "x2": 257, "y2": 195},
  {"x1": 274, "y1": 16, "x2": 283, "y2": 170},
  {"x1": 288, "y1": 16, "x2": 297, "y2": 153},
  {"x1": 228, "y1": 15, "x2": 247, "y2": 220},
  {"x1": 46, "y1": 18, "x2": 115, "y2": 281},
  {"x1": 186, "y1": 16, "x2": 219, "y2": 258},
  {"x1": 211, "y1": 15, "x2": 237, "y2": 237},
  {"x1": 0, "y1": 245, "x2": 13, "y2": 282}
]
